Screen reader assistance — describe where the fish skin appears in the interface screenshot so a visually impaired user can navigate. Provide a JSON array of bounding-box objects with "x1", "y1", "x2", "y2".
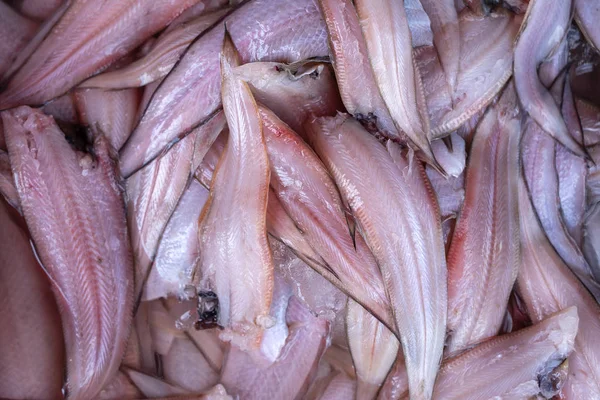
[
  {"x1": 192, "y1": 130, "x2": 325, "y2": 272},
  {"x1": 2, "y1": 0, "x2": 72, "y2": 85},
  {"x1": 0, "y1": 198, "x2": 64, "y2": 399},
  {"x1": 574, "y1": 0, "x2": 600, "y2": 52},
  {"x1": 13, "y1": 0, "x2": 64, "y2": 21},
  {"x1": 120, "y1": 0, "x2": 328, "y2": 178},
  {"x1": 143, "y1": 180, "x2": 209, "y2": 301},
  {"x1": 354, "y1": 0, "x2": 436, "y2": 166},
  {"x1": 558, "y1": 79, "x2": 587, "y2": 246},
  {"x1": 74, "y1": 87, "x2": 141, "y2": 151},
  {"x1": 405, "y1": 0, "x2": 434, "y2": 47},
  {"x1": 377, "y1": 353, "x2": 409, "y2": 400},
  {"x1": 127, "y1": 111, "x2": 225, "y2": 304},
  {"x1": 123, "y1": 368, "x2": 188, "y2": 398},
  {"x1": 556, "y1": 142, "x2": 587, "y2": 248},
  {"x1": 583, "y1": 203, "x2": 600, "y2": 282},
  {"x1": 318, "y1": 0, "x2": 400, "y2": 140},
  {"x1": 162, "y1": 336, "x2": 220, "y2": 393},
  {"x1": 517, "y1": 175, "x2": 600, "y2": 399},
  {"x1": 0, "y1": 2, "x2": 38, "y2": 78},
  {"x1": 270, "y1": 239, "x2": 348, "y2": 349},
  {"x1": 425, "y1": 162, "x2": 465, "y2": 220},
  {"x1": 127, "y1": 130, "x2": 197, "y2": 304},
  {"x1": 234, "y1": 60, "x2": 343, "y2": 136},
  {"x1": 346, "y1": 300, "x2": 399, "y2": 400},
  {"x1": 263, "y1": 107, "x2": 395, "y2": 334},
  {"x1": 418, "y1": 9, "x2": 521, "y2": 138},
  {"x1": 93, "y1": 371, "x2": 142, "y2": 400},
  {"x1": 419, "y1": 0, "x2": 460, "y2": 95},
  {"x1": 2, "y1": 106, "x2": 133, "y2": 400},
  {"x1": 430, "y1": 133, "x2": 466, "y2": 178},
  {"x1": 220, "y1": 296, "x2": 331, "y2": 400},
  {"x1": 0, "y1": 0, "x2": 199, "y2": 110},
  {"x1": 446, "y1": 84, "x2": 521, "y2": 354},
  {"x1": 306, "y1": 114, "x2": 447, "y2": 400},
  {"x1": 514, "y1": 0, "x2": 585, "y2": 157},
  {"x1": 193, "y1": 36, "x2": 273, "y2": 350},
  {"x1": 80, "y1": 8, "x2": 231, "y2": 89},
  {"x1": 521, "y1": 120, "x2": 600, "y2": 293},
  {"x1": 127, "y1": 384, "x2": 233, "y2": 400},
  {"x1": 433, "y1": 307, "x2": 579, "y2": 400},
  {"x1": 584, "y1": 146, "x2": 600, "y2": 289},
  {"x1": 0, "y1": 151, "x2": 19, "y2": 210},
  {"x1": 309, "y1": 371, "x2": 356, "y2": 400}
]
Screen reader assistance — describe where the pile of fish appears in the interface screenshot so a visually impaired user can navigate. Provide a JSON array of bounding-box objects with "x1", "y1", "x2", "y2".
[{"x1": 1, "y1": 0, "x2": 600, "y2": 399}]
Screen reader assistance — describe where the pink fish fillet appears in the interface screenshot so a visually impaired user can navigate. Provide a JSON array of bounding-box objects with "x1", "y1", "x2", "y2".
[
  {"x1": 446, "y1": 84, "x2": 521, "y2": 354},
  {"x1": 0, "y1": 0, "x2": 199, "y2": 109},
  {"x1": 306, "y1": 114, "x2": 446, "y2": 400},
  {"x1": 193, "y1": 34, "x2": 274, "y2": 350},
  {"x1": 1, "y1": 106, "x2": 133, "y2": 400},
  {"x1": 119, "y1": 0, "x2": 328, "y2": 178}
]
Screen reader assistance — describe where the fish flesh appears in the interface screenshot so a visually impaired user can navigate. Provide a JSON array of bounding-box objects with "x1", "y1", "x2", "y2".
[
  {"x1": 119, "y1": 0, "x2": 328, "y2": 178},
  {"x1": 193, "y1": 35, "x2": 274, "y2": 349},
  {"x1": 354, "y1": 0, "x2": 436, "y2": 166},
  {"x1": 446, "y1": 84, "x2": 521, "y2": 354},
  {"x1": 0, "y1": 0, "x2": 199, "y2": 109},
  {"x1": 514, "y1": 0, "x2": 585, "y2": 156},
  {"x1": 2, "y1": 106, "x2": 133, "y2": 400},
  {"x1": 263, "y1": 106, "x2": 395, "y2": 333},
  {"x1": 306, "y1": 114, "x2": 446, "y2": 400},
  {"x1": 433, "y1": 307, "x2": 578, "y2": 399},
  {"x1": 517, "y1": 173, "x2": 600, "y2": 398}
]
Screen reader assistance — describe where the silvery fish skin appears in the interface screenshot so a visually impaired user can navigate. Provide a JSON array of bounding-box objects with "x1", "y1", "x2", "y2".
[
  {"x1": 74, "y1": 87, "x2": 141, "y2": 151},
  {"x1": 514, "y1": 0, "x2": 585, "y2": 157},
  {"x1": 119, "y1": 0, "x2": 328, "y2": 178},
  {"x1": 0, "y1": 0, "x2": 199, "y2": 109},
  {"x1": 81, "y1": 8, "x2": 231, "y2": 89},
  {"x1": 0, "y1": 198, "x2": 64, "y2": 399},
  {"x1": 0, "y1": 2, "x2": 38, "y2": 78},
  {"x1": 419, "y1": 0, "x2": 460, "y2": 95},
  {"x1": 318, "y1": 0, "x2": 400, "y2": 140},
  {"x1": 127, "y1": 129, "x2": 197, "y2": 304},
  {"x1": 418, "y1": 8, "x2": 521, "y2": 138},
  {"x1": 558, "y1": 79, "x2": 587, "y2": 244},
  {"x1": 354, "y1": 0, "x2": 436, "y2": 166},
  {"x1": 521, "y1": 120, "x2": 600, "y2": 295},
  {"x1": 346, "y1": 300, "x2": 399, "y2": 399},
  {"x1": 575, "y1": 0, "x2": 600, "y2": 52},
  {"x1": 517, "y1": 175, "x2": 600, "y2": 399},
  {"x1": 143, "y1": 180, "x2": 209, "y2": 301},
  {"x1": 1, "y1": 106, "x2": 133, "y2": 400},
  {"x1": 193, "y1": 36, "x2": 274, "y2": 350},
  {"x1": 446, "y1": 85, "x2": 521, "y2": 354},
  {"x1": 127, "y1": 111, "x2": 225, "y2": 303},
  {"x1": 405, "y1": 0, "x2": 434, "y2": 47},
  {"x1": 306, "y1": 114, "x2": 446, "y2": 400},
  {"x1": 262, "y1": 106, "x2": 395, "y2": 334},
  {"x1": 433, "y1": 307, "x2": 579, "y2": 400},
  {"x1": 221, "y1": 296, "x2": 330, "y2": 400},
  {"x1": 234, "y1": 60, "x2": 343, "y2": 136},
  {"x1": 584, "y1": 146, "x2": 600, "y2": 297}
]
